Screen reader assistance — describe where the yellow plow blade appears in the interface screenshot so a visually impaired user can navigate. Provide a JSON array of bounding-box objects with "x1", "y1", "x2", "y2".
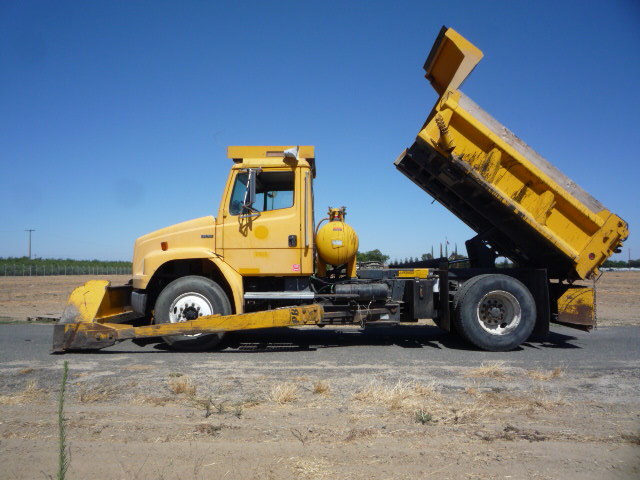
[
  {"x1": 52, "y1": 304, "x2": 324, "y2": 352},
  {"x1": 59, "y1": 280, "x2": 134, "y2": 324}
]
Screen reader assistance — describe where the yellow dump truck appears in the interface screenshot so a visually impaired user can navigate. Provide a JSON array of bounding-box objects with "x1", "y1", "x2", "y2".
[{"x1": 53, "y1": 26, "x2": 628, "y2": 353}]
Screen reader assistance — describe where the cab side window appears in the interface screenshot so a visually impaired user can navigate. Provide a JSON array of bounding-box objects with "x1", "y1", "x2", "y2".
[{"x1": 229, "y1": 171, "x2": 295, "y2": 215}]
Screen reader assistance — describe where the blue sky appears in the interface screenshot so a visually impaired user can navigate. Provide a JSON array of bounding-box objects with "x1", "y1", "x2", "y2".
[{"x1": 1, "y1": 0, "x2": 638, "y2": 262}]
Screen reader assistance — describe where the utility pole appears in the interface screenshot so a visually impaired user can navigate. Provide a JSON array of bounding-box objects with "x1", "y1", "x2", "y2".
[{"x1": 25, "y1": 229, "x2": 35, "y2": 259}]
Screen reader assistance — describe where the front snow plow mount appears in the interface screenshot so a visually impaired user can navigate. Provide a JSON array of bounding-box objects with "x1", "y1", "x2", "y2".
[{"x1": 52, "y1": 281, "x2": 324, "y2": 352}]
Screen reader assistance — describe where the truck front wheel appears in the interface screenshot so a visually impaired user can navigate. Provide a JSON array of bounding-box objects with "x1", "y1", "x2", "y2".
[
  {"x1": 453, "y1": 274, "x2": 535, "y2": 351},
  {"x1": 154, "y1": 276, "x2": 232, "y2": 351}
]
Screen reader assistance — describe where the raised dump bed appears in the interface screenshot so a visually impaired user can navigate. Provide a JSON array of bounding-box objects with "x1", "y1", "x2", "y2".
[{"x1": 395, "y1": 27, "x2": 628, "y2": 281}]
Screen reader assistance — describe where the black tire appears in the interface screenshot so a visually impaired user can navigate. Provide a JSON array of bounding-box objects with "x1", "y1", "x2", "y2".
[
  {"x1": 451, "y1": 274, "x2": 494, "y2": 342},
  {"x1": 154, "y1": 276, "x2": 231, "y2": 351},
  {"x1": 453, "y1": 274, "x2": 535, "y2": 351}
]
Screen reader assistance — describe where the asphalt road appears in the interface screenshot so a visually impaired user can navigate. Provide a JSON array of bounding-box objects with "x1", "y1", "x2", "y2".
[{"x1": 1, "y1": 322, "x2": 638, "y2": 370}]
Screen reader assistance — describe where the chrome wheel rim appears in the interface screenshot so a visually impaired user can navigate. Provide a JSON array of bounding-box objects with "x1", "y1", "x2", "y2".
[
  {"x1": 476, "y1": 290, "x2": 521, "y2": 336},
  {"x1": 168, "y1": 292, "x2": 213, "y2": 338}
]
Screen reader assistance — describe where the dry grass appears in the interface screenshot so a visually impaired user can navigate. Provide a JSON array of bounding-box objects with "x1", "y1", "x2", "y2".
[
  {"x1": 426, "y1": 387, "x2": 565, "y2": 425},
  {"x1": 528, "y1": 387, "x2": 567, "y2": 410},
  {"x1": 439, "y1": 404, "x2": 486, "y2": 425},
  {"x1": 291, "y1": 457, "x2": 333, "y2": 479},
  {"x1": 620, "y1": 433, "x2": 640, "y2": 445},
  {"x1": 465, "y1": 386, "x2": 479, "y2": 396},
  {"x1": 344, "y1": 427, "x2": 377, "y2": 442},
  {"x1": 465, "y1": 386, "x2": 566, "y2": 415},
  {"x1": 269, "y1": 382, "x2": 298, "y2": 404},
  {"x1": 132, "y1": 395, "x2": 179, "y2": 406},
  {"x1": 312, "y1": 380, "x2": 330, "y2": 395},
  {"x1": 352, "y1": 380, "x2": 438, "y2": 410},
  {"x1": 241, "y1": 394, "x2": 263, "y2": 407},
  {"x1": 477, "y1": 424, "x2": 548, "y2": 442},
  {"x1": 77, "y1": 383, "x2": 118, "y2": 403},
  {"x1": 527, "y1": 367, "x2": 564, "y2": 381},
  {"x1": 168, "y1": 376, "x2": 197, "y2": 396},
  {"x1": 465, "y1": 361, "x2": 508, "y2": 379},
  {"x1": 122, "y1": 365, "x2": 153, "y2": 371},
  {"x1": 350, "y1": 378, "x2": 566, "y2": 426},
  {"x1": 24, "y1": 380, "x2": 45, "y2": 397},
  {"x1": 194, "y1": 423, "x2": 223, "y2": 436},
  {"x1": 0, "y1": 380, "x2": 47, "y2": 405}
]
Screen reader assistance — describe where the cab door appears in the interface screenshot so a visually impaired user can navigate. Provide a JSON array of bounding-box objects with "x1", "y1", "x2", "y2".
[{"x1": 220, "y1": 168, "x2": 303, "y2": 275}]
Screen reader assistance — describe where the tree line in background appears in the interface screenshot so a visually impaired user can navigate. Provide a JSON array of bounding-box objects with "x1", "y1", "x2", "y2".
[
  {"x1": 603, "y1": 258, "x2": 640, "y2": 268},
  {"x1": 1, "y1": 254, "x2": 636, "y2": 277},
  {"x1": 357, "y1": 249, "x2": 473, "y2": 267},
  {"x1": 0, "y1": 257, "x2": 131, "y2": 268},
  {"x1": 356, "y1": 249, "x2": 390, "y2": 263},
  {"x1": 357, "y1": 250, "x2": 640, "y2": 269},
  {"x1": 0, "y1": 257, "x2": 132, "y2": 276}
]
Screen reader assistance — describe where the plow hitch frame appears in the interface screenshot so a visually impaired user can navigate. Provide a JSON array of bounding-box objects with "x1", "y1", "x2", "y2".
[{"x1": 52, "y1": 281, "x2": 324, "y2": 353}]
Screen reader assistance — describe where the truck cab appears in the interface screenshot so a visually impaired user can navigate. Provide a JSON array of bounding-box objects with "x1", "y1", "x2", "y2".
[
  {"x1": 216, "y1": 146, "x2": 316, "y2": 278},
  {"x1": 126, "y1": 147, "x2": 318, "y2": 349}
]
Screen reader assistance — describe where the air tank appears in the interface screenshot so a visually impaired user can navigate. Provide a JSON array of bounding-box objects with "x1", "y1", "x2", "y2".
[{"x1": 315, "y1": 207, "x2": 359, "y2": 266}]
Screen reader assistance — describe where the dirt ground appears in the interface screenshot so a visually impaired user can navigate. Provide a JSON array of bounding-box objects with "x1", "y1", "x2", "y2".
[
  {"x1": 1, "y1": 346, "x2": 639, "y2": 479},
  {"x1": 582, "y1": 271, "x2": 640, "y2": 325},
  {"x1": 0, "y1": 271, "x2": 639, "y2": 325},
  {"x1": 0, "y1": 274, "x2": 130, "y2": 322},
  {"x1": 0, "y1": 272, "x2": 638, "y2": 479}
]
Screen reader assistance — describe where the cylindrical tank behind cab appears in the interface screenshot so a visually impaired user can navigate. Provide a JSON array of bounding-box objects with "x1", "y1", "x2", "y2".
[{"x1": 316, "y1": 221, "x2": 359, "y2": 266}]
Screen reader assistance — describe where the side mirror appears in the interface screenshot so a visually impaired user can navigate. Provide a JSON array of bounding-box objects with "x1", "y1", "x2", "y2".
[{"x1": 242, "y1": 169, "x2": 257, "y2": 211}]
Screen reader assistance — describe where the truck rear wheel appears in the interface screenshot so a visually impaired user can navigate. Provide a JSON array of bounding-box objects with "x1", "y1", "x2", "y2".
[
  {"x1": 154, "y1": 276, "x2": 231, "y2": 351},
  {"x1": 453, "y1": 274, "x2": 535, "y2": 351}
]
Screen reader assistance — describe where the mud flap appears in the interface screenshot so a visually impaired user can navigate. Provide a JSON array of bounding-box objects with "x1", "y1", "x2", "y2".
[{"x1": 550, "y1": 284, "x2": 595, "y2": 331}]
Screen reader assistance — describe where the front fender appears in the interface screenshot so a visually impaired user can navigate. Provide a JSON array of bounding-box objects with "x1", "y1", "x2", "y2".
[{"x1": 133, "y1": 248, "x2": 244, "y2": 314}]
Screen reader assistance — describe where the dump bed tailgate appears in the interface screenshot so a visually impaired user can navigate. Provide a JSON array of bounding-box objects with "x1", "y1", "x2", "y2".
[{"x1": 396, "y1": 27, "x2": 627, "y2": 280}]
